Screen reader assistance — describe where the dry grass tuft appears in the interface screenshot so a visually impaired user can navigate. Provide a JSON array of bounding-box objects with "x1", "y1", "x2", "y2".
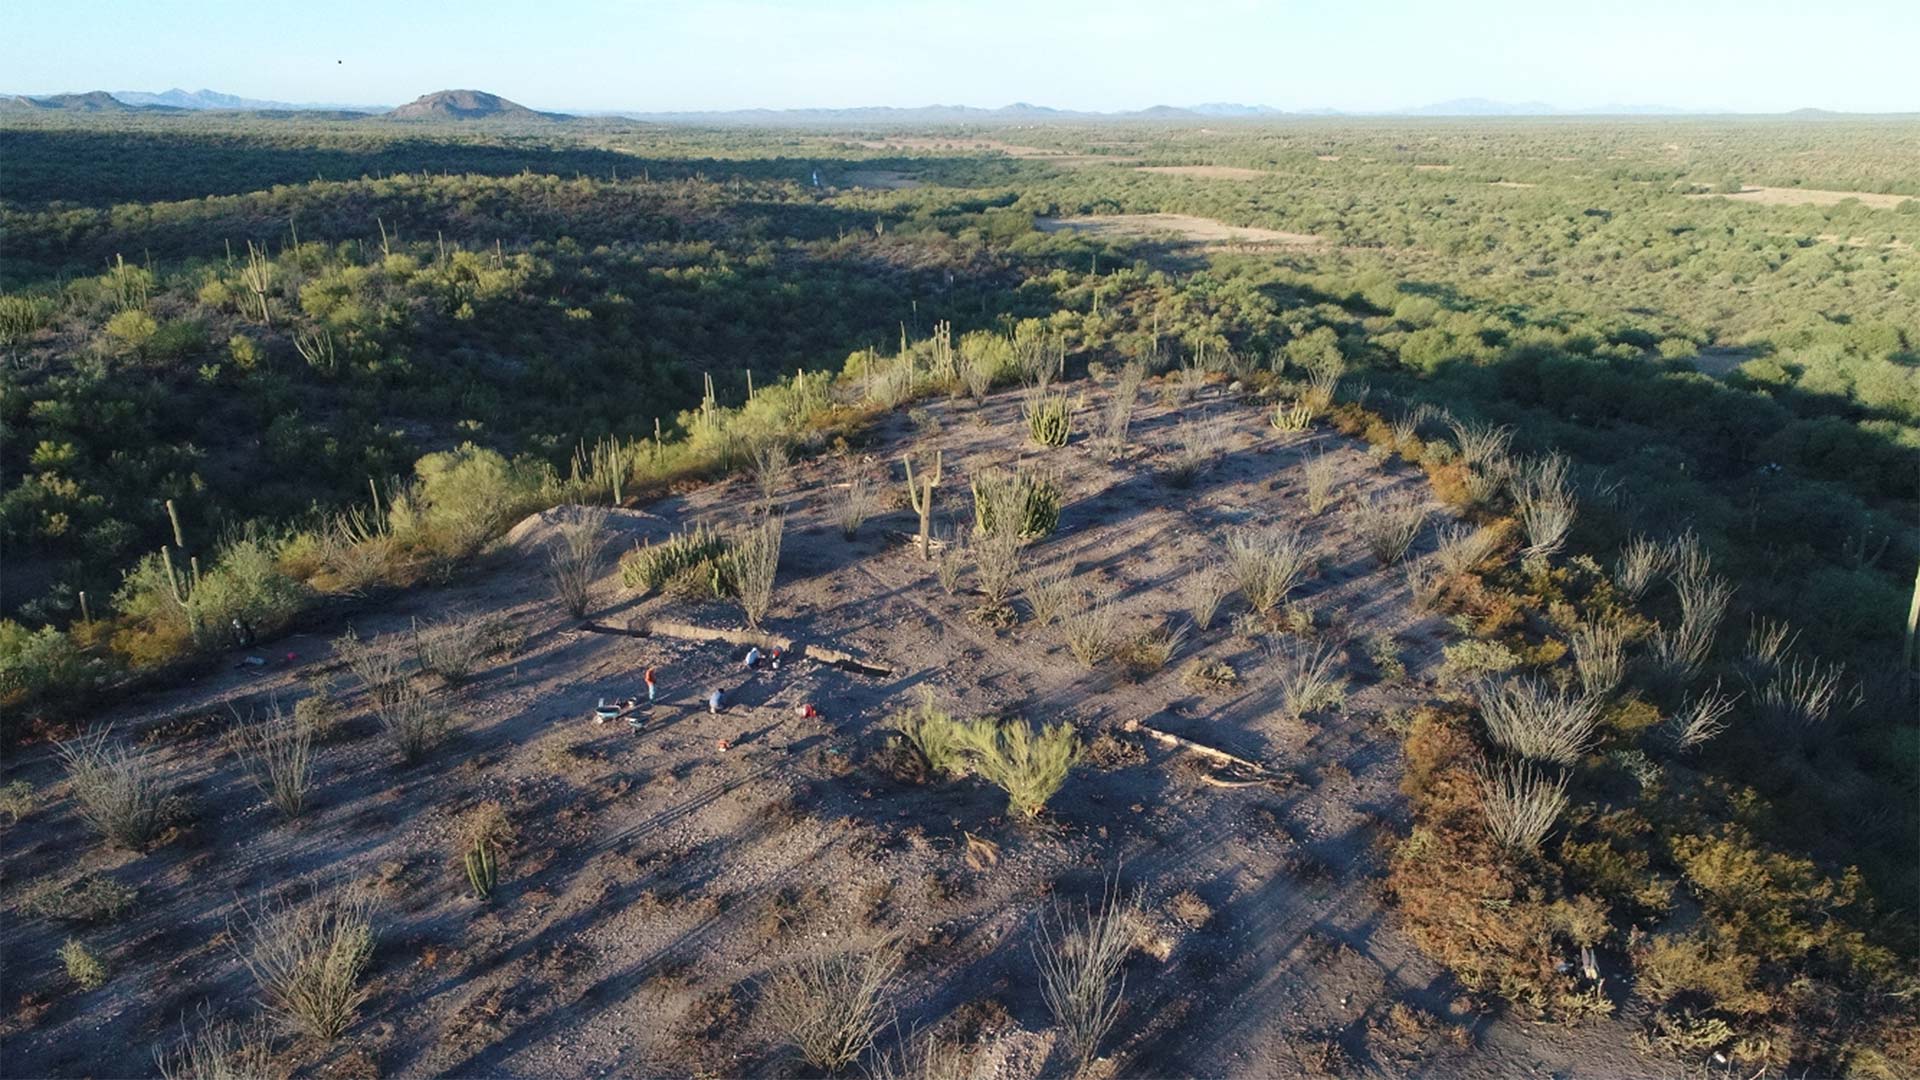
[
  {"x1": 1022, "y1": 562, "x2": 1077, "y2": 624},
  {"x1": 1474, "y1": 759, "x2": 1568, "y2": 853},
  {"x1": 226, "y1": 701, "x2": 315, "y2": 820},
  {"x1": 729, "y1": 516, "x2": 784, "y2": 628},
  {"x1": 1477, "y1": 678, "x2": 1601, "y2": 766},
  {"x1": 56, "y1": 728, "x2": 178, "y2": 850},
  {"x1": 155, "y1": 1010, "x2": 276, "y2": 1080},
  {"x1": 1224, "y1": 526, "x2": 1315, "y2": 613},
  {"x1": 1181, "y1": 562, "x2": 1234, "y2": 630},
  {"x1": 1036, "y1": 888, "x2": 1142, "y2": 1074},
  {"x1": 761, "y1": 946, "x2": 900, "y2": 1071},
  {"x1": 1269, "y1": 639, "x2": 1348, "y2": 720},
  {"x1": 1060, "y1": 595, "x2": 1119, "y2": 666},
  {"x1": 235, "y1": 890, "x2": 377, "y2": 1041},
  {"x1": 1350, "y1": 492, "x2": 1429, "y2": 565},
  {"x1": 1302, "y1": 451, "x2": 1339, "y2": 515},
  {"x1": 545, "y1": 506, "x2": 608, "y2": 619}
]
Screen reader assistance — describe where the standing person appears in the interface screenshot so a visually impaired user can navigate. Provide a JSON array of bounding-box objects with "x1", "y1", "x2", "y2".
[
  {"x1": 769, "y1": 647, "x2": 782, "y2": 671},
  {"x1": 644, "y1": 667, "x2": 657, "y2": 703},
  {"x1": 744, "y1": 646, "x2": 761, "y2": 670},
  {"x1": 708, "y1": 687, "x2": 723, "y2": 714}
]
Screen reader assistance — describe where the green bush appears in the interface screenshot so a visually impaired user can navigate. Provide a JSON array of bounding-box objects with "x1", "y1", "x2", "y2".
[
  {"x1": 103, "y1": 309, "x2": 156, "y2": 353},
  {"x1": 959, "y1": 717, "x2": 1081, "y2": 819},
  {"x1": 1024, "y1": 389, "x2": 1074, "y2": 447},
  {"x1": 0, "y1": 621, "x2": 99, "y2": 724},
  {"x1": 60, "y1": 937, "x2": 108, "y2": 990},
  {"x1": 970, "y1": 467, "x2": 1061, "y2": 540},
  {"x1": 620, "y1": 523, "x2": 729, "y2": 594}
]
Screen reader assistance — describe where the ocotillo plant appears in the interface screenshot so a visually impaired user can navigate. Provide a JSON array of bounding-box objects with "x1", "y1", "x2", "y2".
[{"x1": 904, "y1": 449, "x2": 943, "y2": 561}]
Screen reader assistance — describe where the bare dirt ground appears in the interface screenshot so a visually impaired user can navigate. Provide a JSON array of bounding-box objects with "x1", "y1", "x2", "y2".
[
  {"x1": 1, "y1": 384, "x2": 1674, "y2": 1078},
  {"x1": 1036, "y1": 214, "x2": 1322, "y2": 249},
  {"x1": 1411, "y1": 165, "x2": 1453, "y2": 172},
  {"x1": 1487, "y1": 181, "x2": 1536, "y2": 189},
  {"x1": 1690, "y1": 185, "x2": 1914, "y2": 209},
  {"x1": 1135, "y1": 166, "x2": 1272, "y2": 181},
  {"x1": 843, "y1": 169, "x2": 922, "y2": 190}
]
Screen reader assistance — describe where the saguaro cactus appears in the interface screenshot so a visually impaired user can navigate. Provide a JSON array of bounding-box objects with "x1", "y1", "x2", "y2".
[{"x1": 904, "y1": 449, "x2": 943, "y2": 561}]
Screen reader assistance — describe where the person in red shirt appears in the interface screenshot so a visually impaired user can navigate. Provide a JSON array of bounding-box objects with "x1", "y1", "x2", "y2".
[{"x1": 644, "y1": 667, "x2": 657, "y2": 703}]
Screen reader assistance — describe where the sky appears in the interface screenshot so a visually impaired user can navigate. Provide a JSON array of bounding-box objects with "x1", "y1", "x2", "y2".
[{"x1": 3, "y1": 0, "x2": 1916, "y2": 114}]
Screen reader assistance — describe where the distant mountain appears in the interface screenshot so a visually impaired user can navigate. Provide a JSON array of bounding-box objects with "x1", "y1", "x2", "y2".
[
  {"x1": 1402, "y1": 97, "x2": 1560, "y2": 117},
  {"x1": 387, "y1": 89, "x2": 567, "y2": 121},
  {"x1": 113, "y1": 88, "x2": 387, "y2": 113},
  {"x1": 1188, "y1": 103, "x2": 1286, "y2": 117},
  {"x1": 0, "y1": 90, "x2": 176, "y2": 113}
]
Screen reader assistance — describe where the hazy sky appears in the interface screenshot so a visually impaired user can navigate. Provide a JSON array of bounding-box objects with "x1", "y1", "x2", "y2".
[{"x1": 4, "y1": 0, "x2": 1915, "y2": 113}]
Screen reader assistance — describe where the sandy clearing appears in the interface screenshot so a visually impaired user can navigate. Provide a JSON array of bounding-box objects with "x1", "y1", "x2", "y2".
[
  {"x1": 842, "y1": 169, "x2": 921, "y2": 190},
  {"x1": 1691, "y1": 185, "x2": 1913, "y2": 209},
  {"x1": 1036, "y1": 213, "x2": 1322, "y2": 247},
  {"x1": 0, "y1": 381, "x2": 1673, "y2": 1080},
  {"x1": 1136, "y1": 165, "x2": 1272, "y2": 181},
  {"x1": 1488, "y1": 180, "x2": 1536, "y2": 189},
  {"x1": 1413, "y1": 164, "x2": 1454, "y2": 172},
  {"x1": 1315, "y1": 154, "x2": 1341, "y2": 162}
]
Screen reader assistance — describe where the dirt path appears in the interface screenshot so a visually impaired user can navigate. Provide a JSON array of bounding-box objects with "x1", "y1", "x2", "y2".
[
  {"x1": 1688, "y1": 185, "x2": 1913, "y2": 209},
  {"x1": 1037, "y1": 213, "x2": 1322, "y2": 248},
  {"x1": 2, "y1": 383, "x2": 1674, "y2": 1078}
]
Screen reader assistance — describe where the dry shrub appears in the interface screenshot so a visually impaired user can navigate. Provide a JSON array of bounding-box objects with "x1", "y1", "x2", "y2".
[
  {"x1": 1569, "y1": 618, "x2": 1627, "y2": 699},
  {"x1": 870, "y1": 1028, "x2": 984, "y2": 1080},
  {"x1": 1748, "y1": 655, "x2": 1849, "y2": 736},
  {"x1": 1036, "y1": 887, "x2": 1142, "y2": 1074},
  {"x1": 1473, "y1": 758, "x2": 1569, "y2": 853},
  {"x1": 971, "y1": 530, "x2": 1024, "y2": 609},
  {"x1": 411, "y1": 612, "x2": 494, "y2": 685},
  {"x1": 1302, "y1": 451, "x2": 1339, "y2": 515},
  {"x1": 1612, "y1": 534, "x2": 1669, "y2": 600},
  {"x1": 56, "y1": 727, "x2": 179, "y2": 850},
  {"x1": 1388, "y1": 709, "x2": 1582, "y2": 1011},
  {"x1": 750, "y1": 440, "x2": 792, "y2": 508},
  {"x1": 19, "y1": 873, "x2": 137, "y2": 923},
  {"x1": 1351, "y1": 491, "x2": 1429, "y2": 565},
  {"x1": 1181, "y1": 563, "x2": 1234, "y2": 630},
  {"x1": 545, "y1": 506, "x2": 608, "y2": 619},
  {"x1": 1663, "y1": 683, "x2": 1737, "y2": 751},
  {"x1": 1180, "y1": 658, "x2": 1239, "y2": 693},
  {"x1": 1432, "y1": 521, "x2": 1503, "y2": 578},
  {"x1": 1512, "y1": 453, "x2": 1577, "y2": 557},
  {"x1": 728, "y1": 516, "x2": 784, "y2": 628},
  {"x1": 1647, "y1": 572, "x2": 1733, "y2": 687},
  {"x1": 235, "y1": 890, "x2": 376, "y2": 1041},
  {"x1": 378, "y1": 680, "x2": 448, "y2": 764},
  {"x1": 1477, "y1": 678, "x2": 1601, "y2": 766},
  {"x1": 838, "y1": 468, "x2": 876, "y2": 539},
  {"x1": 1118, "y1": 621, "x2": 1188, "y2": 676},
  {"x1": 227, "y1": 701, "x2": 315, "y2": 820},
  {"x1": 761, "y1": 946, "x2": 899, "y2": 1071},
  {"x1": 1223, "y1": 525, "x2": 1314, "y2": 613},
  {"x1": 61, "y1": 937, "x2": 107, "y2": 989},
  {"x1": 1164, "y1": 413, "x2": 1226, "y2": 485},
  {"x1": 934, "y1": 525, "x2": 966, "y2": 596},
  {"x1": 1096, "y1": 362, "x2": 1145, "y2": 460},
  {"x1": 155, "y1": 1009, "x2": 276, "y2": 1080}
]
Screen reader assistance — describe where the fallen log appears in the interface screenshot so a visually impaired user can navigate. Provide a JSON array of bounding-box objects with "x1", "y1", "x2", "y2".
[
  {"x1": 1121, "y1": 716, "x2": 1287, "y2": 785},
  {"x1": 619, "y1": 617, "x2": 894, "y2": 677}
]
